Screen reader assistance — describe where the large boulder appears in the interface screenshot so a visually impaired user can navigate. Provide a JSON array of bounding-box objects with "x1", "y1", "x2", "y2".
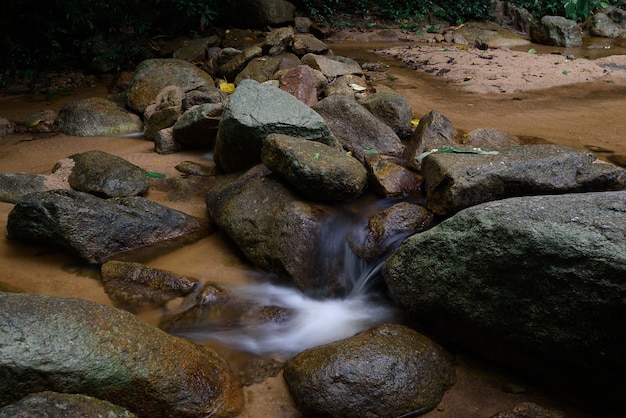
[
  {"x1": 6, "y1": 190, "x2": 210, "y2": 263},
  {"x1": 383, "y1": 191, "x2": 626, "y2": 413},
  {"x1": 56, "y1": 97, "x2": 142, "y2": 136},
  {"x1": 0, "y1": 292, "x2": 243, "y2": 418},
  {"x1": 422, "y1": 144, "x2": 626, "y2": 216},
  {"x1": 213, "y1": 79, "x2": 338, "y2": 173},
  {"x1": 284, "y1": 323, "x2": 455, "y2": 418},
  {"x1": 312, "y1": 94, "x2": 404, "y2": 162},
  {"x1": 261, "y1": 133, "x2": 368, "y2": 201},
  {"x1": 530, "y1": 15, "x2": 583, "y2": 47},
  {"x1": 67, "y1": 150, "x2": 149, "y2": 198},
  {"x1": 205, "y1": 165, "x2": 331, "y2": 292},
  {"x1": 0, "y1": 392, "x2": 137, "y2": 418},
  {"x1": 127, "y1": 59, "x2": 215, "y2": 113}
]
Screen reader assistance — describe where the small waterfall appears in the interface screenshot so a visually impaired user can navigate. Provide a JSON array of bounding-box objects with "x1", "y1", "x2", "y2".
[{"x1": 170, "y1": 197, "x2": 406, "y2": 357}]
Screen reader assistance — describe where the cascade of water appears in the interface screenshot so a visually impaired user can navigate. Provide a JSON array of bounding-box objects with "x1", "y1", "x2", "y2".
[{"x1": 172, "y1": 197, "x2": 406, "y2": 356}]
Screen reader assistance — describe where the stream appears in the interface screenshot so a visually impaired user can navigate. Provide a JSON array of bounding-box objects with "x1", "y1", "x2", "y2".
[{"x1": 1, "y1": 36, "x2": 622, "y2": 417}]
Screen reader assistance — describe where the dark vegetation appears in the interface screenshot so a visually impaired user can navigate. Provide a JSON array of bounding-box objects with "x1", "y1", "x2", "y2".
[{"x1": 0, "y1": 0, "x2": 619, "y2": 89}]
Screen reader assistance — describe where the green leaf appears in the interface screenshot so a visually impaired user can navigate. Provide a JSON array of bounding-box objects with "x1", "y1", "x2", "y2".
[
  {"x1": 146, "y1": 170, "x2": 166, "y2": 179},
  {"x1": 313, "y1": 153, "x2": 320, "y2": 160},
  {"x1": 416, "y1": 147, "x2": 499, "y2": 161},
  {"x1": 528, "y1": 48, "x2": 537, "y2": 54},
  {"x1": 363, "y1": 147, "x2": 378, "y2": 154}
]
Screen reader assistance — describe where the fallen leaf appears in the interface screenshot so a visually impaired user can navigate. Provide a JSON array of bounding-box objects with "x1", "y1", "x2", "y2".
[
  {"x1": 528, "y1": 48, "x2": 537, "y2": 54},
  {"x1": 219, "y1": 82, "x2": 235, "y2": 94},
  {"x1": 146, "y1": 170, "x2": 166, "y2": 179}
]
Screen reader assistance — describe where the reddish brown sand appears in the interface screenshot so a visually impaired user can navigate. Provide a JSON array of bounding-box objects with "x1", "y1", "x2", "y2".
[{"x1": 1, "y1": 36, "x2": 622, "y2": 417}]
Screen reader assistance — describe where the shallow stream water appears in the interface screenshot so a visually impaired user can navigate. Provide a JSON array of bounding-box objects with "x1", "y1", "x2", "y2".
[{"x1": 1, "y1": 37, "x2": 620, "y2": 416}]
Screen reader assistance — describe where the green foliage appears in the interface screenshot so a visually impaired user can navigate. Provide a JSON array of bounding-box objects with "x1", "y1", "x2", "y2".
[
  {"x1": 512, "y1": 0, "x2": 619, "y2": 21},
  {"x1": 157, "y1": 0, "x2": 223, "y2": 27}
]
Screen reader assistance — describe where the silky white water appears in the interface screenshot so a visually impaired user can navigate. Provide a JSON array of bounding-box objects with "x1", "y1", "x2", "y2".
[{"x1": 171, "y1": 198, "x2": 404, "y2": 357}]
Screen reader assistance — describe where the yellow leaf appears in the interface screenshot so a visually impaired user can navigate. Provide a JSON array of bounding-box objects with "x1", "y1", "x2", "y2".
[
  {"x1": 411, "y1": 118, "x2": 420, "y2": 128},
  {"x1": 219, "y1": 82, "x2": 235, "y2": 94}
]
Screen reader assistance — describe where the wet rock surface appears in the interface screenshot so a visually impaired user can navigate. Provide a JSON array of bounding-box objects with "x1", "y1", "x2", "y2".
[
  {"x1": 284, "y1": 322, "x2": 455, "y2": 418},
  {"x1": 7, "y1": 190, "x2": 210, "y2": 263},
  {"x1": 422, "y1": 144, "x2": 626, "y2": 216},
  {"x1": 214, "y1": 79, "x2": 338, "y2": 173},
  {"x1": 261, "y1": 133, "x2": 368, "y2": 201},
  {"x1": 101, "y1": 260, "x2": 200, "y2": 311},
  {"x1": 0, "y1": 292, "x2": 243, "y2": 418},
  {"x1": 384, "y1": 190, "x2": 626, "y2": 413},
  {"x1": 205, "y1": 165, "x2": 331, "y2": 292},
  {"x1": 56, "y1": 97, "x2": 142, "y2": 136},
  {"x1": 67, "y1": 150, "x2": 149, "y2": 198},
  {"x1": 0, "y1": 391, "x2": 138, "y2": 418},
  {"x1": 126, "y1": 58, "x2": 215, "y2": 113}
]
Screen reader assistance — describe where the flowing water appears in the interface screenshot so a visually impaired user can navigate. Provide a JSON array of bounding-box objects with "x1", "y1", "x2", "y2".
[
  {"x1": 165, "y1": 195, "x2": 404, "y2": 357},
  {"x1": 0, "y1": 35, "x2": 619, "y2": 416}
]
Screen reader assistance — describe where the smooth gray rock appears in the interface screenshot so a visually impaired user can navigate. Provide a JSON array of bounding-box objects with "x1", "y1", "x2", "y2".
[
  {"x1": 6, "y1": 190, "x2": 210, "y2": 263},
  {"x1": 312, "y1": 94, "x2": 403, "y2": 162},
  {"x1": 68, "y1": 150, "x2": 149, "y2": 198},
  {"x1": 0, "y1": 392, "x2": 138, "y2": 418},
  {"x1": 383, "y1": 191, "x2": 626, "y2": 413},
  {"x1": 213, "y1": 79, "x2": 338, "y2": 173},
  {"x1": 422, "y1": 144, "x2": 626, "y2": 216},
  {"x1": 530, "y1": 15, "x2": 583, "y2": 47},
  {"x1": 261, "y1": 133, "x2": 367, "y2": 201},
  {"x1": 56, "y1": 97, "x2": 143, "y2": 137},
  {"x1": 127, "y1": 59, "x2": 215, "y2": 113},
  {"x1": 0, "y1": 292, "x2": 243, "y2": 417},
  {"x1": 284, "y1": 323, "x2": 455, "y2": 418}
]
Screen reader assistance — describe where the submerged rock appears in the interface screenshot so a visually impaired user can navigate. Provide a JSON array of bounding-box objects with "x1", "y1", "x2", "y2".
[
  {"x1": 7, "y1": 190, "x2": 210, "y2": 263},
  {"x1": 0, "y1": 292, "x2": 244, "y2": 417},
  {"x1": 284, "y1": 322, "x2": 455, "y2": 418},
  {"x1": 101, "y1": 260, "x2": 200, "y2": 311},
  {"x1": 383, "y1": 190, "x2": 626, "y2": 413}
]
